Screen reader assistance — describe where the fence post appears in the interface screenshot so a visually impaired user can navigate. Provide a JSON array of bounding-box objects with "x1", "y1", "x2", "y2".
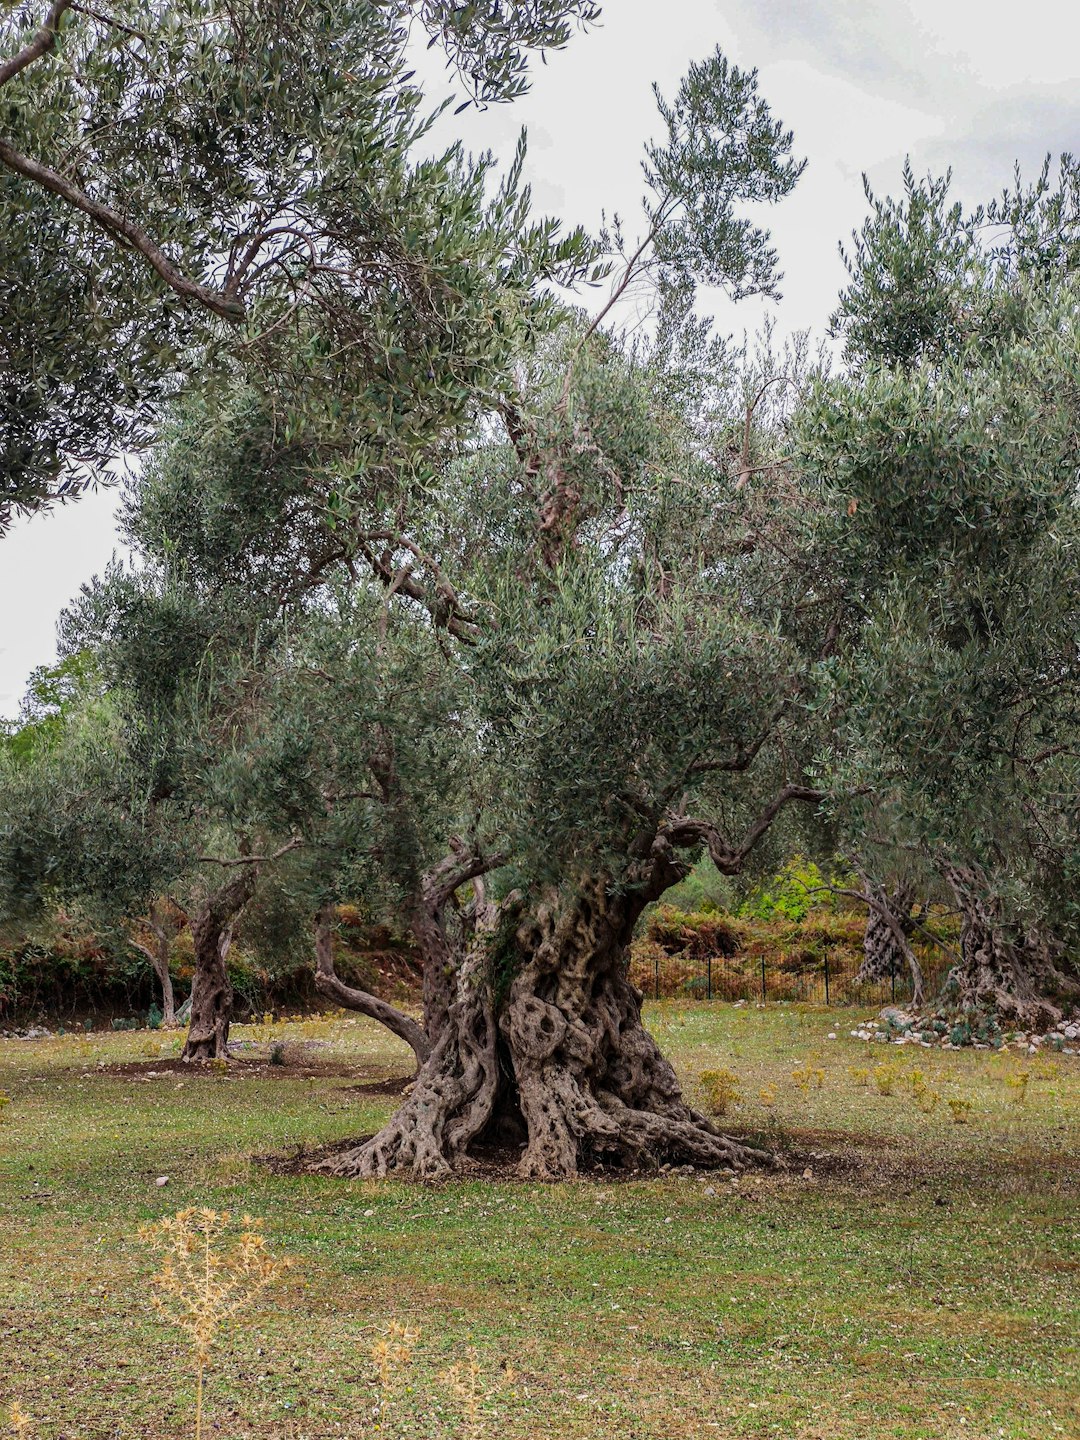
[
  {"x1": 655, "y1": 953, "x2": 660, "y2": 1002},
  {"x1": 760, "y1": 953, "x2": 766, "y2": 1004},
  {"x1": 824, "y1": 948, "x2": 830, "y2": 1006},
  {"x1": 707, "y1": 954, "x2": 712, "y2": 1001}
]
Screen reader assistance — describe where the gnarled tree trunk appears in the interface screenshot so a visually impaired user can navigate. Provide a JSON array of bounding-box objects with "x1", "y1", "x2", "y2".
[
  {"x1": 941, "y1": 864, "x2": 1080, "y2": 1030},
  {"x1": 319, "y1": 788, "x2": 822, "y2": 1182},
  {"x1": 181, "y1": 869, "x2": 257, "y2": 1062},
  {"x1": 855, "y1": 881, "x2": 924, "y2": 1005},
  {"x1": 313, "y1": 904, "x2": 430, "y2": 1071},
  {"x1": 321, "y1": 872, "x2": 768, "y2": 1181}
]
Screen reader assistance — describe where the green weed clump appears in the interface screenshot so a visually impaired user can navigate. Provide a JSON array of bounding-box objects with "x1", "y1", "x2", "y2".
[
  {"x1": 908, "y1": 1070, "x2": 940, "y2": 1114},
  {"x1": 700, "y1": 1067, "x2": 742, "y2": 1115},
  {"x1": 873, "y1": 1063, "x2": 901, "y2": 1096}
]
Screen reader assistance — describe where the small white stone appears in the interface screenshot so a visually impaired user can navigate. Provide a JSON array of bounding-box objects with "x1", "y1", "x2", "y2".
[
  {"x1": 155, "y1": 1176, "x2": 169, "y2": 1187},
  {"x1": 827, "y1": 1032, "x2": 837, "y2": 1040},
  {"x1": 363, "y1": 1207, "x2": 375, "y2": 1217}
]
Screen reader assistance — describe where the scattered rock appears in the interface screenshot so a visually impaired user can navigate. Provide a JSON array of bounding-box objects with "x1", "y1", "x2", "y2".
[{"x1": 154, "y1": 1175, "x2": 169, "y2": 1187}]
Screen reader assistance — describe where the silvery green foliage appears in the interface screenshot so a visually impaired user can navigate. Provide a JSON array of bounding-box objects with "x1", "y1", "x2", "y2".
[
  {"x1": 642, "y1": 50, "x2": 805, "y2": 304},
  {"x1": 1, "y1": 45, "x2": 824, "y2": 954},
  {"x1": 832, "y1": 154, "x2": 1080, "y2": 370},
  {"x1": 0, "y1": 0, "x2": 599, "y2": 529},
  {"x1": 800, "y1": 277, "x2": 1080, "y2": 939}
]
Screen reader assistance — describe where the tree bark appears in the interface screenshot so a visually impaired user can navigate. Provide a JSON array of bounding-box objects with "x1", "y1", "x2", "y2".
[
  {"x1": 855, "y1": 881, "x2": 924, "y2": 1004},
  {"x1": 313, "y1": 905, "x2": 430, "y2": 1070},
  {"x1": 131, "y1": 901, "x2": 177, "y2": 1027},
  {"x1": 321, "y1": 873, "x2": 769, "y2": 1181},
  {"x1": 941, "y1": 864, "x2": 1080, "y2": 1030},
  {"x1": 181, "y1": 870, "x2": 257, "y2": 1062},
  {"x1": 319, "y1": 791, "x2": 822, "y2": 1181}
]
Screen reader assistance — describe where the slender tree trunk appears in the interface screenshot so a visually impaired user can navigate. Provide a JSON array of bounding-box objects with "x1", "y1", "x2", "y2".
[
  {"x1": 149, "y1": 902, "x2": 177, "y2": 1028},
  {"x1": 941, "y1": 864, "x2": 1080, "y2": 1030},
  {"x1": 181, "y1": 870, "x2": 256, "y2": 1062},
  {"x1": 322, "y1": 874, "x2": 770, "y2": 1181},
  {"x1": 313, "y1": 905, "x2": 431, "y2": 1070},
  {"x1": 131, "y1": 901, "x2": 177, "y2": 1027}
]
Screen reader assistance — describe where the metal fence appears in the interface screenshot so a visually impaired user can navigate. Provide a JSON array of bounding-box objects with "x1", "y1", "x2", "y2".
[{"x1": 629, "y1": 946, "x2": 953, "y2": 1009}]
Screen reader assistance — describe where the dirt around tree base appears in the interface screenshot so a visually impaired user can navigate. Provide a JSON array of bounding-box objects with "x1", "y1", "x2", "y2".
[{"x1": 91, "y1": 1055, "x2": 409, "y2": 1082}]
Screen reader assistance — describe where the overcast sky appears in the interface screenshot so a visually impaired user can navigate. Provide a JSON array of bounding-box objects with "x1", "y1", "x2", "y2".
[{"x1": 4, "y1": 0, "x2": 1080, "y2": 716}]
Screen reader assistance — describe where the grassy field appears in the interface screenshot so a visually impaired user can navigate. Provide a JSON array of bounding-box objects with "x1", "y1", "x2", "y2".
[{"x1": 1, "y1": 1003, "x2": 1078, "y2": 1440}]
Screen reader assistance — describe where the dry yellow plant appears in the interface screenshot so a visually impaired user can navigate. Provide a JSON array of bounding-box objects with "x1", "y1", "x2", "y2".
[
  {"x1": 0, "y1": 1090, "x2": 9, "y2": 1120},
  {"x1": 848, "y1": 1066, "x2": 871, "y2": 1087},
  {"x1": 8, "y1": 1402, "x2": 31, "y2": 1438},
  {"x1": 372, "y1": 1318, "x2": 420, "y2": 1393},
  {"x1": 1006, "y1": 1071, "x2": 1030, "y2": 1104},
  {"x1": 139, "y1": 1208, "x2": 292, "y2": 1440},
  {"x1": 441, "y1": 1347, "x2": 486, "y2": 1440},
  {"x1": 947, "y1": 1096, "x2": 973, "y2": 1124},
  {"x1": 791, "y1": 1064, "x2": 825, "y2": 1091},
  {"x1": 758, "y1": 1084, "x2": 777, "y2": 1107},
  {"x1": 872, "y1": 1063, "x2": 900, "y2": 1096}
]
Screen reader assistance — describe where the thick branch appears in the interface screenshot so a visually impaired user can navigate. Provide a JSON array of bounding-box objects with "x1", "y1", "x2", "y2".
[
  {"x1": 660, "y1": 784, "x2": 823, "y2": 875},
  {"x1": 0, "y1": 0, "x2": 73, "y2": 88},
  {"x1": 198, "y1": 836, "x2": 302, "y2": 867},
  {"x1": 314, "y1": 907, "x2": 430, "y2": 1068},
  {"x1": 0, "y1": 136, "x2": 246, "y2": 320}
]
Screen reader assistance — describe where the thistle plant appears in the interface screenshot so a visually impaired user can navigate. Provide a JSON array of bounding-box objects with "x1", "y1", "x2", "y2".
[
  {"x1": 139, "y1": 1208, "x2": 292, "y2": 1440},
  {"x1": 441, "y1": 1347, "x2": 486, "y2": 1440},
  {"x1": 372, "y1": 1319, "x2": 420, "y2": 1427}
]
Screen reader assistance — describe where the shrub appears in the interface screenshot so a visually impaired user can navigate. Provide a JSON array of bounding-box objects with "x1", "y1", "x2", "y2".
[
  {"x1": 646, "y1": 907, "x2": 741, "y2": 959},
  {"x1": 699, "y1": 1068, "x2": 742, "y2": 1115}
]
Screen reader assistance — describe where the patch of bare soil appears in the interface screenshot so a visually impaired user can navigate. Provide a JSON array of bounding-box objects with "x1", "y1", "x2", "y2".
[{"x1": 94, "y1": 1056, "x2": 407, "y2": 1082}]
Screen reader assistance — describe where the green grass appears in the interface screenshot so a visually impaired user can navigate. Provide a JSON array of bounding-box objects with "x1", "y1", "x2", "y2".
[{"x1": 1, "y1": 1003, "x2": 1078, "y2": 1439}]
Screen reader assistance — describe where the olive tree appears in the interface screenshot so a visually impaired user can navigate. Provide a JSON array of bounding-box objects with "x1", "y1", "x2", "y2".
[{"x1": 799, "y1": 165, "x2": 1080, "y2": 1025}]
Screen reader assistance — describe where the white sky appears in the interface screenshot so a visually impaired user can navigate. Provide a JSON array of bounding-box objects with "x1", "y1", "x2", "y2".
[{"x1": 4, "y1": 0, "x2": 1080, "y2": 716}]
